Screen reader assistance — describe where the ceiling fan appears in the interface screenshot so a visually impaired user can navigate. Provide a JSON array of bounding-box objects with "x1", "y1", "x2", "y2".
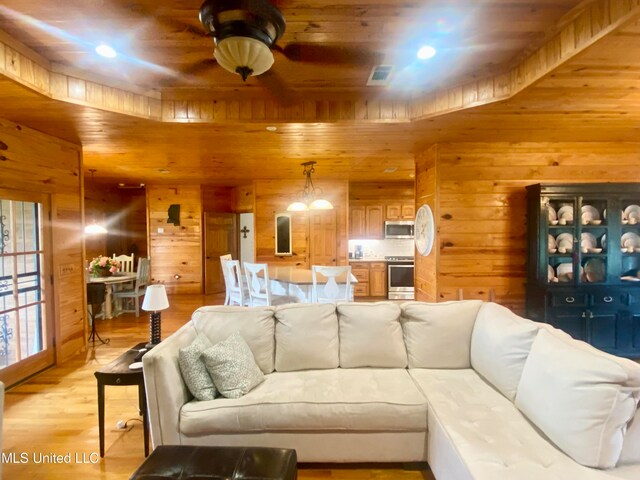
[{"x1": 178, "y1": 0, "x2": 382, "y2": 97}]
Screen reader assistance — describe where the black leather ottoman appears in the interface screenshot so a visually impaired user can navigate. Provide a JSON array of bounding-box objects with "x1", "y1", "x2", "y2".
[{"x1": 129, "y1": 445, "x2": 297, "y2": 480}]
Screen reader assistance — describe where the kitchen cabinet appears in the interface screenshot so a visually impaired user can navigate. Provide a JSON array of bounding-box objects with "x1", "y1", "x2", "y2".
[
  {"x1": 526, "y1": 183, "x2": 640, "y2": 357},
  {"x1": 386, "y1": 204, "x2": 415, "y2": 220},
  {"x1": 369, "y1": 262, "x2": 387, "y2": 297},
  {"x1": 350, "y1": 261, "x2": 387, "y2": 298},
  {"x1": 350, "y1": 205, "x2": 384, "y2": 239},
  {"x1": 349, "y1": 206, "x2": 366, "y2": 238},
  {"x1": 365, "y1": 206, "x2": 384, "y2": 239}
]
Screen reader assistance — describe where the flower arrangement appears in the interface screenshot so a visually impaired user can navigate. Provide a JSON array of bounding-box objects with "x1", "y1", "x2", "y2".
[{"x1": 88, "y1": 256, "x2": 120, "y2": 277}]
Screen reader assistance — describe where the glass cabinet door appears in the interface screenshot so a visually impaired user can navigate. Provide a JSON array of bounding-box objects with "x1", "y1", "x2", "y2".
[
  {"x1": 544, "y1": 196, "x2": 577, "y2": 285},
  {"x1": 620, "y1": 198, "x2": 640, "y2": 284},
  {"x1": 578, "y1": 196, "x2": 609, "y2": 285}
]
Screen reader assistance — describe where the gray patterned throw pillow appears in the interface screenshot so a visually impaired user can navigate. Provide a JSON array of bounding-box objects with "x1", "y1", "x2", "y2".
[
  {"x1": 202, "y1": 332, "x2": 264, "y2": 399},
  {"x1": 178, "y1": 335, "x2": 218, "y2": 401}
]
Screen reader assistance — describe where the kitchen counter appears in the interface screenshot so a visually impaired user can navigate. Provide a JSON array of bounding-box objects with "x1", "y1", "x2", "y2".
[{"x1": 349, "y1": 258, "x2": 387, "y2": 263}]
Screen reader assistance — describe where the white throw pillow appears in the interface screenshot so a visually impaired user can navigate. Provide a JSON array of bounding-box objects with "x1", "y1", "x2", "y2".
[
  {"x1": 470, "y1": 302, "x2": 539, "y2": 400},
  {"x1": 337, "y1": 302, "x2": 407, "y2": 368},
  {"x1": 400, "y1": 300, "x2": 482, "y2": 368},
  {"x1": 201, "y1": 332, "x2": 265, "y2": 399},
  {"x1": 515, "y1": 329, "x2": 640, "y2": 469},
  {"x1": 274, "y1": 303, "x2": 339, "y2": 371},
  {"x1": 178, "y1": 334, "x2": 218, "y2": 401},
  {"x1": 191, "y1": 305, "x2": 275, "y2": 373}
]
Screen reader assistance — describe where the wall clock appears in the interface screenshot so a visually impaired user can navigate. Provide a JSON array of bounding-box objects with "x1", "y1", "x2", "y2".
[{"x1": 415, "y1": 204, "x2": 435, "y2": 256}]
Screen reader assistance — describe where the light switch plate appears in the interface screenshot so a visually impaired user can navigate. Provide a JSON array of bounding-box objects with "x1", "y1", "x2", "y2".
[{"x1": 157, "y1": 227, "x2": 164, "y2": 234}]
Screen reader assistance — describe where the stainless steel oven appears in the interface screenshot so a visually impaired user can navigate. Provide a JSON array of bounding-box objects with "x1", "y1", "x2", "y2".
[{"x1": 386, "y1": 256, "x2": 415, "y2": 300}]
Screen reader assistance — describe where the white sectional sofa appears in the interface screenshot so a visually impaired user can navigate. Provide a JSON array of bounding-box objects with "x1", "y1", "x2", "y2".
[{"x1": 143, "y1": 301, "x2": 640, "y2": 479}]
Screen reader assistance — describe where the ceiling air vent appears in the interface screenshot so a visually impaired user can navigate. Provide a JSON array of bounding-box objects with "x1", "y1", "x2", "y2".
[{"x1": 367, "y1": 65, "x2": 394, "y2": 86}]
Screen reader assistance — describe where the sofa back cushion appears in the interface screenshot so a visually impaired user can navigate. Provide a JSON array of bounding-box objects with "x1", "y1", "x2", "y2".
[
  {"x1": 191, "y1": 306, "x2": 275, "y2": 373},
  {"x1": 470, "y1": 302, "x2": 539, "y2": 401},
  {"x1": 400, "y1": 300, "x2": 482, "y2": 368},
  {"x1": 274, "y1": 303, "x2": 339, "y2": 371},
  {"x1": 515, "y1": 329, "x2": 640, "y2": 469},
  {"x1": 337, "y1": 302, "x2": 407, "y2": 368}
]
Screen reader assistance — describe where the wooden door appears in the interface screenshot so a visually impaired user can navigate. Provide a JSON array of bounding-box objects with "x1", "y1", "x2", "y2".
[
  {"x1": 309, "y1": 210, "x2": 337, "y2": 266},
  {"x1": 366, "y1": 205, "x2": 384, "y2": 239},
  {"x1": 349, "y1": 206, "x2": 366, "y2": 238},
  {"x1": 204, "y1": 213, "x2": 238, "y2": 294}
]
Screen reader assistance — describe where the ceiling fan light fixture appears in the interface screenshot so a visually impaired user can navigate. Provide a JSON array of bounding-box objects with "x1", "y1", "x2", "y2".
[
  {"x1": 417, "y1": 45, "x2": 437, "y2": 60},
  {"x1": 214, "y1": 36, "x2": 274, "y2": 80}
]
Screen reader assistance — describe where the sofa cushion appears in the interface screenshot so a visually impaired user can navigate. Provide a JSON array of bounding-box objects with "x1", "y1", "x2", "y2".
[
  {"x1": 274, "y1": 303, "x2": 339, "y2": 372},
  {"x1": 202, "y1": 332, "x2": 265, "y2": 399},
  {"x1": 410, "y1": 368, "x2": 609, "y2": 480},
  {"x1": 178, "y1": 335, "x2": 218, "y2": 401},
  {"x1": 470, "y1": 302, "x2": 539, "y2": 401},
  {"x1": 191, "y1": 306, "x2": 275, "y2": 373},
  {"x1": 337, "y1": 302, "x2": 407, "y2": 368},
  {"x1": 180, "y1": 369, "x2": 427, "y2": 435},
  {"x1": 401, "y1": 300, "x2": 482, "y2": 368},
  {"x1": 515, "y1": 329, "x2": 640, "y2": 469},
  {"x1": 619, "y1": 407, "x2": 640, "y2": 465}
]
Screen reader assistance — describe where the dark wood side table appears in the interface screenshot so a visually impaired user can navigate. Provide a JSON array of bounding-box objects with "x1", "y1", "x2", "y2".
[{"x1": 94, "y1": 342, "x2": 149, "y2": 458}]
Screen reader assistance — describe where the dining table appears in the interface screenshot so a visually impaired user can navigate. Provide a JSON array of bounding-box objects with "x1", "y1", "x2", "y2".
[
  {"x1": 88, "y1": 272, "x2": 137, "y2": 319},
  {"x1": 267, "y1": 266, "x2": 357, "y2": 303}
]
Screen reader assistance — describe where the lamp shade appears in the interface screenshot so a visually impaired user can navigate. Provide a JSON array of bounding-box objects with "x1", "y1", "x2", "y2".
[
  {"x1": 286, "y1": 201, "x2": 308, "y2": 212},
  {"x1": 309, "y1": 198, "x2": 334, "y2": 210},
  {"x1": 142, "y1": 285, "x2": 169, "y2": 312},
  {"x1": 84, "y1": 222, "x2": 107, "y2": 234},
  {"x1": 214, "y1": 36, "x2": 274, "y2": 79}
]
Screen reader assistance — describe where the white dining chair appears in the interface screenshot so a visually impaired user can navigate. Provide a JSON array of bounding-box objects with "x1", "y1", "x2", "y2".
[
  {"x1": 113, "y1": 258, "x2": 150, "y2": 317},
  {"x1": 113, "y1": 253, "x2": 135, "y2": 273},
  {"x1": 220, "y1": 254, "x2": 233, "y2": 305},
  {"x1": 221, "y1": 260, "x2": 249, "y2": 306},
  {"x1": 243, "y1": 262, "x2": 296, "y2": 306},
  {"x1": 311, "y1": 265, "x2": 353, "y2": 303}
]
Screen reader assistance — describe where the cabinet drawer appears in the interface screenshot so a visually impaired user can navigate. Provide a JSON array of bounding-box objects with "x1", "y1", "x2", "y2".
[
  {"x1": 370, "y1": 262, "x2": 386, "y2": 271},
  {"x1": 352, "y1": 268, "x2": 369, "y2": 283},
  {"x1": 592, "y1": 292, "x2": 625, "y2": 308},
  {"x1": 550, "y1": 293, "x2": 587, "y2": 307},
  {"x1": 353, "y1": 283, "x2": 369, "y2": 296}
]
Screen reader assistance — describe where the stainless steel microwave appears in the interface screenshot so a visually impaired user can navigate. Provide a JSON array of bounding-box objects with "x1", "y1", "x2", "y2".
[{"x1": 384, "y1": 220, "x2": 414, "y2": 239}]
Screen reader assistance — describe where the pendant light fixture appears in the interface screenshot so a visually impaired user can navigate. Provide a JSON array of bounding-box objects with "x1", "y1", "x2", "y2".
[
  {"x1": 287, "y1": 162, "x2": 333, "y2": 212},
  {"x1": 84, "y1": 169, "x2": 108, "y2": 235}
]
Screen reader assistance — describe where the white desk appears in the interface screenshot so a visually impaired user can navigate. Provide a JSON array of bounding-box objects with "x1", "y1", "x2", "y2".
[
  {"x1": 268, "y1": 267, "x2": 357, "y2": 303},
  {"x1": 88, "y1": 273, "x2": 137, "y2": 319}
]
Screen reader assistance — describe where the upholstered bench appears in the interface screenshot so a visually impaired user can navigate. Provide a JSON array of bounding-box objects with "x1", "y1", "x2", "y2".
[{"x1": 129, "y1": 445, "x2": 297, "y2": 480}]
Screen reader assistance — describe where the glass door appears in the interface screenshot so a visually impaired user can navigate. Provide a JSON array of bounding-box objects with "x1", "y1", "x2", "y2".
[{"x1": 0, "y1": 190, "x2": 54, "y2": 386}]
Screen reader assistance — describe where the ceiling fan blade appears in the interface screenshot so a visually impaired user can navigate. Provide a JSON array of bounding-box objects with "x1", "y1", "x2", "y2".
[
  {"x1": 257, "y1": 70, "x2": 299, "y2": 106},
  {"x1": 126, "y1": 4, "x2": 210, "y2": 37},
  {"x1": 278, "y1": 43, "x2": 383, "y2": 67},
  {"x1": 182, "y1": 58, "x2": 219, "y2": 77}
]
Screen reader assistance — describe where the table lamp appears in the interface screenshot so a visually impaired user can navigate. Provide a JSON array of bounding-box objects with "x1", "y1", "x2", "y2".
[{"x1": 141, "y1": 284, "x2": 169, "y2": 348}]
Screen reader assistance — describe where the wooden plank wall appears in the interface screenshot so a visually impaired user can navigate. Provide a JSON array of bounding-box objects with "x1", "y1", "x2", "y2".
[
  {"x1": 415, "y1": 142, "x2": 640, "y2": 313},
  {"x1": 84, "y1": 186, "x2": 147, "y2": 261},
  {"x1": 147, "y1": 185, "x2": 203, "y2": 294},
  {"x1": 0, "y1": 117, "x2": 85, "y2": 363},
  {"x1": 349, "y1": 181, "x2": 414, "y2": 204},
  {"x1": 415, "y1": 146, "x2": 438, "y2": 302},
  {"x1": 254, "y1": 180, "x2": 348, "y2": 267}
]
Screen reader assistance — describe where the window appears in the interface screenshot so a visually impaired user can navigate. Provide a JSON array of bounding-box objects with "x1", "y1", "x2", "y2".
[{"x1": 0, "y1": 198, "x2": 46, "y2": 370}]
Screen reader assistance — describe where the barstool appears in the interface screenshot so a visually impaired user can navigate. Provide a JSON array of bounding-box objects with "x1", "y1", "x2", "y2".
[{"x1": 87, "y1": 283, "x2": 110, "y2": 345}]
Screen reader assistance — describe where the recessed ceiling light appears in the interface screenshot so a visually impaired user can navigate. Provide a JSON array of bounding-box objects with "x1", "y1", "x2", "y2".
[
  {"x1": 158, "y1": 168, "x2": 170, "y2": 174},
  {"x1": 417, "y1": 45, "x2": 436, "y2": 60},
  {"x1": 409, "y1": 173, "x2": 415, "y2": 178},
  {"x1": 95, "y1": 44, "x2": 117, "y2": 59},
  {"x1": 384, "y1": 167, "x2": 398, "y2": 173},
  {"x1": 266, "y1": 126, "x2": 277, "y2": 132}
]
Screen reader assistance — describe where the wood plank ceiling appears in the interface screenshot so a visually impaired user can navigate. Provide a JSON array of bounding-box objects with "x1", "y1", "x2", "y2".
[{"x1": 0, "y1": 0, "x2": 638, "y2": 186}]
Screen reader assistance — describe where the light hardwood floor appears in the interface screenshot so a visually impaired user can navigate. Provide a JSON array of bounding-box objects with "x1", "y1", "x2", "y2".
[{"x1": 3, "y1": 294, "x2": 433, "y2": 480}]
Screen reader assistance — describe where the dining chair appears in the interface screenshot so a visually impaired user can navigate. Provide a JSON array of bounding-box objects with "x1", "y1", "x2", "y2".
[
  {"x1": 113, "y1": 253, "x2": 135, "y2": 273},
  {"x1": 243, "y1": 262, "x2": 296, "y2": 306},
  {"x1": 220, "y1": 254, "x2": 233, "y2": 305},
  {"x1": 221, "y1": 260, "x2": 249, "y2": 306},
  {"x1": 311, "y1": 265, "x2": 353, "y2": 303},
  {"x1": 113, "y1": 258, "x2": 151, "y2": 317}
]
